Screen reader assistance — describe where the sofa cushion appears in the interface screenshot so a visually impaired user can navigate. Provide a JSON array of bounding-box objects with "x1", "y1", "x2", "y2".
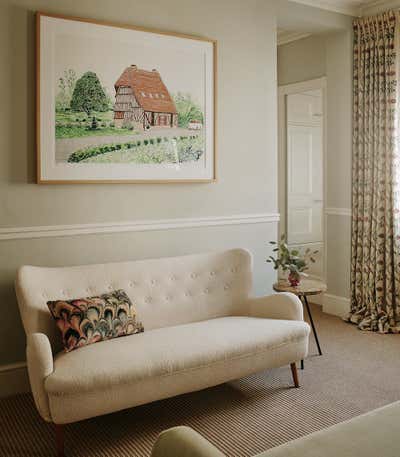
[
  {"x1": 45, "y1": 316, "x2": 309, "y2": 396},
  {"x1": 47, "y1": 289, "x2": 144, "y2": 352},
  {"x1": 259, "y1": 401, "x2": 400, "y2": 457}
]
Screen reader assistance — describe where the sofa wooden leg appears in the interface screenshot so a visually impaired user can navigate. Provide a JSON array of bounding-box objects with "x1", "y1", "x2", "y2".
[
  {"x1": 290, "y1": 362, "x2": 300, "y2": 388},
  {"x1": 55, "y1": 424, "x2": 65, "y2": 457}
]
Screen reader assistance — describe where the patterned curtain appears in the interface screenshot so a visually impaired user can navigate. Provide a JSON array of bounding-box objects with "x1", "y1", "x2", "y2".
[{"x1": 349, "y1": 11, "x2": 400, "y2": 333}]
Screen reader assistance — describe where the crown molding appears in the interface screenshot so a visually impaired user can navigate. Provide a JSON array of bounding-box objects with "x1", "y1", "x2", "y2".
[
  {"x1": 361, "y1": 0, "x2": 400, "y2": 15},
  {"x1": 289, "y1": 0, "x2": 363, "y2": 16},
  {"x1": 277, "y1": 30, "x2": 312, "y2": 45},
  {"x1": 290, "y1": 0, "x2": 400, "y2": 17}
]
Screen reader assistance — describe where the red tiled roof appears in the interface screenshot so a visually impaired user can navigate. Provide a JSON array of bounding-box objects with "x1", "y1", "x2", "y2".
[{"x1": 115, "y1": 65, "x2": 177, "y2": 114}]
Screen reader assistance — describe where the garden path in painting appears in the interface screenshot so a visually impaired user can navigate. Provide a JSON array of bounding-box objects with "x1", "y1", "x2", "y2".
[{"x1": 55, "y1": 127, "x2": 201, "y2": 163}]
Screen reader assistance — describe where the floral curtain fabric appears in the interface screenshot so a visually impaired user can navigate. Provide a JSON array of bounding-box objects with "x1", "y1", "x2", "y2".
[{"x1": 349, "y1": 11, "x2": 400, "y2": 333}]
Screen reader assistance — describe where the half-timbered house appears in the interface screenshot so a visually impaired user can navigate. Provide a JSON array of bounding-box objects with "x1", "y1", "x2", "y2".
[{"x1": 114, "y1": 65, "x2": 178, "y2": 130}]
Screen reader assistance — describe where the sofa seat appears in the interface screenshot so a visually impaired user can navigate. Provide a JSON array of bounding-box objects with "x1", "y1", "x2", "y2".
[{"x1": 46, "y1": 316, "x2": 309, "y2": 397}]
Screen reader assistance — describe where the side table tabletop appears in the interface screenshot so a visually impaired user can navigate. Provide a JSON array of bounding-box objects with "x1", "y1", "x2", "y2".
[{"x1": 273, "y1": 279, "x2": 326, "y2": 369}]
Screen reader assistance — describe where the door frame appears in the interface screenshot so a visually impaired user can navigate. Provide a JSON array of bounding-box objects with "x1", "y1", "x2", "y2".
[{"x1": 278, "y1": 77, "x2": 327, "y2": 282}]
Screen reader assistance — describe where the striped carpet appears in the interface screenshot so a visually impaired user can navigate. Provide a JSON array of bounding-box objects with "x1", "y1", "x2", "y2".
[{"x1": 1, "y1": 304, "x2": 400, "y2": 457}]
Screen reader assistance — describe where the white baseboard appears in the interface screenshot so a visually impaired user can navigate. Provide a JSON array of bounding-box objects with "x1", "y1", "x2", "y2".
[
  {"x1": 0, "y1": 362, "x2": 30, "y2": 398},
  {"x1": 309, "y1": 294, "x2": 323, "y2": 306},
  {"x1": 323, "y1": 294, "x2": 350, "y2": 318}
]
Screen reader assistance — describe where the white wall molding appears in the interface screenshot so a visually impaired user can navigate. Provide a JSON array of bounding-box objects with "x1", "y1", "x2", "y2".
[
  {"x1": 0, "y1": 361, "x2": 26, "y2": 373},
  {"x1": 361, "y1": 1, "x2": 400, "y2": 16},
  {"x1": 277, "y1": 30, "x2": 312, "y2": 46},
  {"x1": 289, "y1": 0, "x2": 362, "y2": 16},
  {"x1": 278, "y1": 77, "x2": 327, "y2": 95},
  {"x1": 0, "y1": 362, "x2": 30, "y2": 398},
  {"x1": 0, "y1": 213, "x2": 280, "y2": 242},
  {"x1": 290, "y1": 0, "x2": 397, "y2": 17},
  {"x1": 325, "y1": 207, "x2": 351, "y2": 217},
  {"x1": 323, "y1": 293, "x2": 350, "y2": 318}
]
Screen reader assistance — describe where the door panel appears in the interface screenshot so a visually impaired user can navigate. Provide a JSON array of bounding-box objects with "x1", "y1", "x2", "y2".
[
  {"x1": 287, "y1": 121, "x2": 323, "y2": 245},
  {"x1": 283, "y1": 88, "x2": 324, "y2": 280},
  {"x1": 287, "y1": 93, "x2": 322, "y2": 125}
]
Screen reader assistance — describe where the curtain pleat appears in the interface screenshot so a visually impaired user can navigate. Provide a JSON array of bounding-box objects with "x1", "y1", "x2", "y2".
[{"x1": 349, "y1": 11, "x2": 400, "y2": 333}]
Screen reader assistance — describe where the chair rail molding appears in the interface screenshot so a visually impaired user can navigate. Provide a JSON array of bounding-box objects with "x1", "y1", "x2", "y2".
[
  {"x1": 325, "y1": 207, "x2": 351, "y2": 217},
  {"x1": 0, "y1": 213, "x2": 280, "y2": 241}
]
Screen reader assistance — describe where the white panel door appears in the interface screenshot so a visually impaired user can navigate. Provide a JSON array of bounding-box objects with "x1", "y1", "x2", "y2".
[
  {"x1": 287, "y1": 123, "x2": 323, "y2": 244},
  {"x1": 287, "y1": 93, "x2": 322, "y2": 125}
]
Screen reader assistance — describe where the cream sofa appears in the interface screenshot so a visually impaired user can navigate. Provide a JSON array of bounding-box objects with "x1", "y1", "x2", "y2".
[
  {"x1": 151, "y1": 402, "x2": 400, "y2": 457},
  {"x1": 16, "y1": 249, "x2": 309, "y2": 456}
]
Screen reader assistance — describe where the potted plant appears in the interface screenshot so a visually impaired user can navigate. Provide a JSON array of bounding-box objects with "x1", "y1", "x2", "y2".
[{"x1": 267, "y1": 235, "x2": 318, "y2": 287}]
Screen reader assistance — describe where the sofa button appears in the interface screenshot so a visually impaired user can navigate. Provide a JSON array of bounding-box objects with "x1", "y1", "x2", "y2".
[
  {"x1": 224, "y1": 284, "x2": 230, "y2": 291},
  {"x1": 151, "y1": 279, "x2": 157, "y2": 286},
  {"x1": 191, "y1": 273, "x2": 197, "y2": 279},
  {"x1": 204, "y1": 288, "x2": 209, "y2": 294},
  {"x1": 210, "y1": 271, "x2": 216, "y2": 276},
  {"x1": 145, "y1": 296, "x2": 152, "y2": 303}
]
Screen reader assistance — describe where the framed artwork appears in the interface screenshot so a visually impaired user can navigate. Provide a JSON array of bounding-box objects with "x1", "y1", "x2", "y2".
[{"x1": 36, "y1": 12, "x2": 216, "y2": 183}]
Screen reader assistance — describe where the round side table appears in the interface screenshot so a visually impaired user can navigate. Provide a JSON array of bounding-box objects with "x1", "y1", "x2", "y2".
[{"x1": 273, "y1": 279, "x2": 326, "y2": 369}]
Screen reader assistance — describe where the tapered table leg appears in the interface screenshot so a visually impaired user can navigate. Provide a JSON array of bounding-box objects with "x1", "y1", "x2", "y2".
[{"x1": 303, "y1": 295, "x2": 323, "y2": 356}]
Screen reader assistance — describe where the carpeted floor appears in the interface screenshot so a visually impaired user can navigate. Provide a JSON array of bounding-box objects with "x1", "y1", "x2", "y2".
[{"x1": 1, "y1": 304, "x2": 400, "y2": 457}]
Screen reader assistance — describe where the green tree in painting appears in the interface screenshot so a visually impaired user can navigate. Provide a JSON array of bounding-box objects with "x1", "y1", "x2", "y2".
[
  {"x1": 173, "y1": 92, "x2": 204, "y2": 128},
  {"x1": 55, "y1": 69, "x2": 77, "y2": 112},
  {"x1": 70, "y1": 71, "x2": 108, "y2": 116}
]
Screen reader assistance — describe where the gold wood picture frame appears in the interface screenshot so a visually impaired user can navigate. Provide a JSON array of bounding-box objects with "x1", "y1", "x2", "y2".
[{"x1": 36, "y1": 12, "x2": 217, "y2": 184}]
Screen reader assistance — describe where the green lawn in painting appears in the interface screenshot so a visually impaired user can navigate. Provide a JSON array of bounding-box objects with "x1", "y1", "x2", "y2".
[
  {"x1": 76, "y1": 136, "x2": 204, "y2": 164},
  {"x1": 55, "y1": 110, "x2": 138, "y2": 139}
]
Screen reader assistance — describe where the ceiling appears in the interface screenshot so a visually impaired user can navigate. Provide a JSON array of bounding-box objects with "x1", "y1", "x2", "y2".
[
  {"x1": 278, "y1": 0, "x2": 400, "y2": 45},
  {"x1": 290, "y1": 0, "x2": 400, "y2": 16}
]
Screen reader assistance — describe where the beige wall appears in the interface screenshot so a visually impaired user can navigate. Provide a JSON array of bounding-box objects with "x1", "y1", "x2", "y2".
[
  {"x1": 277, "y1": 35, "x2": 326, "y2": 86},
  {"x1": 325, "y1": 30, "x2": 352, "y2": 299},
  {"x1": 277, "y1": 26, "x2": 353, "y2": 303},
  {"x1": 0, "y1": 0, "x2": 279, "y2": 370}
]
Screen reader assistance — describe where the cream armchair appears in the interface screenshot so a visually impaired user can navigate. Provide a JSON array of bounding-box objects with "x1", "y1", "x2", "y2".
[{"x1": 151, "y1": 402, "x2": 400, "y2": 457}]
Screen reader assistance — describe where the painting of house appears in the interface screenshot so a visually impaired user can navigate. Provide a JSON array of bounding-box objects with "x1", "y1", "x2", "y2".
[{"x1": 114, "y1": 65, "x2": 178, "y2": 130}]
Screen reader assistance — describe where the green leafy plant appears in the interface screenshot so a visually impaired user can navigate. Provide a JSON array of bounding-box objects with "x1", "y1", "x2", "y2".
[
  {"x1": 267, "y1": 235, "x2": 318, "y2": 283},
  {"x1": 173, "y1": 92, "x2": 204, "y2": 128}
]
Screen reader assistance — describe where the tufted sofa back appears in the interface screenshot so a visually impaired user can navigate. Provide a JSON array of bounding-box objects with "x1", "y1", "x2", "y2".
[{"x1": 16, "y1": 249, "x2": 252, "y2": 352}]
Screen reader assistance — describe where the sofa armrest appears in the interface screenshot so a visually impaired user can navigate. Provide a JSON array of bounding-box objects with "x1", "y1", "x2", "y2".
[
  {"x1": 151, "y1": 426, "x2": 226, "y2": 457},
  {"x1": 26, "y1": 333, "x2": 53, "y2": 422},
  {"x1": 247, "y1": 292, "x2": 304, "y2": 321}
]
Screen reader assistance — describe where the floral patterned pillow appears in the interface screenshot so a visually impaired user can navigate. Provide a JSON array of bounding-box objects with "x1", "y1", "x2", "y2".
[{"x1": 47, "y1": 289, "x2": 144, "y2": 352}]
